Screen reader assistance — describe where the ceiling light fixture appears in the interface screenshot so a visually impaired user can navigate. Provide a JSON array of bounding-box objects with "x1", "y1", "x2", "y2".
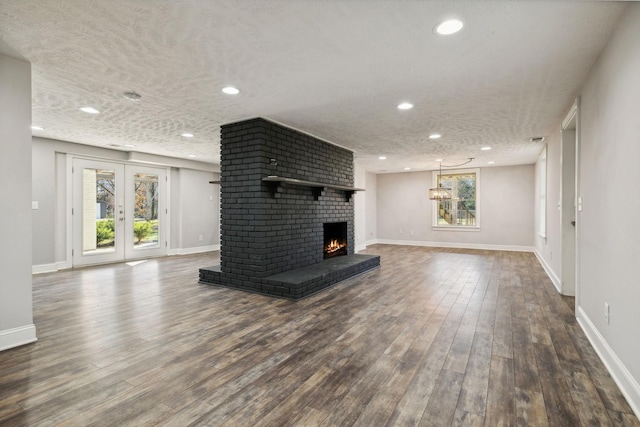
[
  {"x1": 435, "y1": 19, "x2": 464, "y2": 35},
  {"x1": 31, "y1": 125, "x2": 44, "y2": 131},
  {"x1": 404, "y1": 167, "x2": 411, "y2": 170},
  {"x1": 429, "y1": 160, "x2": 452, "y2": 201},
  {"x1": 222, "y1": 86, "x2": 240, "y2": 95},
  {"x1": 429, "y1": 133, "x2": 442, "y2": 139},
  {"x1": 429, "y1": 157, "x2": 475, "y2": 200},
  {"x1": 122, "y1": 91, "x2": 141, "y2": 101},
  {"x1": 378, "y1": 156, "x2": 387, "y2": 160},
  {"x1": 481, "y1": 146, "x2": 491, "y2": 151},
  {"x1": 123, "y1": 144, "x2": 135, "y2": 148},
  {"x1": 488, "y1": 161, "x2": 496, "y2": 164},
  {"x1": 181, "y1": 133, "x2": 194, "y2": 138},
  {"x1": 397, "y1": 102, "x2": 413, "y2": 110},
  {"x1": 188, "y1": 154, "x2": 197, "y2": 158},
  {"x1": 79, "y1": 106, "x2": 100, "y2": 114}
]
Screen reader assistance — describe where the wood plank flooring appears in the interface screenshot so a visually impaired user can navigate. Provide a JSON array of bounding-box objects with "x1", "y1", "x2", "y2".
[{"x1": 1, "y1": 245, "x2": 638, "y2": 426}]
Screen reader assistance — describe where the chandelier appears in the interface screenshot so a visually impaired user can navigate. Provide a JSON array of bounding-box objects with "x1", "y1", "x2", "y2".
[{"x1": 428, "y1": 158, "x2": 474, "y2": 200}]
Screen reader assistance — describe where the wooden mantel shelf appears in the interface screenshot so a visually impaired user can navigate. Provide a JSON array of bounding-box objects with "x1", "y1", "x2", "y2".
[{"x1": 262, "y1": 175, "x2": 364, "y2": 201}]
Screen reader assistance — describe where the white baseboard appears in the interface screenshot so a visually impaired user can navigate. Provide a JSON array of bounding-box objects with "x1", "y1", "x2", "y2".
[
  {"x1": 0, "y1": 324, "x2": 37, "y2": 352},
  {"x1": 355, "y1": 243, "x2": 367, "y2": 252},
  {"x1": 373, "y1": 239, "x2": 534, "y2": 253},
  {"x1": 533, "y1": 249, "x2": 562, "y2": 293},
  {"x1": 168, "y1": 244, "x2": 220, "y2": 256},
  {"x1": 32, "y1": 263, "x2": 59, "y2": 274},
  {"x1": 365, "y1": 239, "x2": 380, "y2": 247},
  {"x1": 577, "y1": 306, "x2": 640, "y2": 419}
]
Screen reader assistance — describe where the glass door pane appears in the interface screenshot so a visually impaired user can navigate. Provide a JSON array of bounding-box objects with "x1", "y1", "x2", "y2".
[
  {"x1": 124, "y1": 165, "x2": 167, "y2": 260},
  {"x1": 83, "y1": 168, "x2": 116, "y2": 254},
  {"x1": 133, "y1": 173, "x2": 159, "y2": 249}
]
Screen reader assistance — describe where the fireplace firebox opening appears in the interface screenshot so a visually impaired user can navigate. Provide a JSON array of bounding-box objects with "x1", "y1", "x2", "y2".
[{"x1": 323, "y1": 222, "x2": 348, "y2": 259}]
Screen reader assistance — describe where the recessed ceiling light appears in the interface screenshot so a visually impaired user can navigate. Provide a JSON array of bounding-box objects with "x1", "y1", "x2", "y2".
[
  {"x1": 123, "y1": 144, "x2": 135, "y2": 148},
  {"x1": 481, "y1": 146, "x2": 491, "y2": 151},
  {"x1": 429, "y1": 133, "x2": 442, "y2": 139},
  {"x1": 31, "y1": 125, "x2": 44, "y2": 131},
  {"x1": 188, "y1": 154, "x2": 197, "y2": 158},
  {"x1": 122, "y1": 91, "x2": 141, "y2": 101},
  {"x1": 404, "y1": 167, "x2": 411, "y2": 170},
  {"x1": 397, "y1": 102, "x2": 413, "y2": 110},
  {"x1": 435, "y1": 19, "x2": 464, "y2": 35},
  {"x1": 181, "y1": 133, "x2": 194, "y2": 138},
  {"x1": 488, "y1": 161, "x2": 496, "y2": 164},
  {"x1": 79, "y1": 106, "x2": 100, "y2": 114},
  {"x1": 378, "y1": 156, "x2": 387, "y2": 160},
  {"x1": 222, "y1": 86, "x2": 240, "y2": 95},
  {"x1": 435, "y1": 158, "x2": 443, "y2": 162}
]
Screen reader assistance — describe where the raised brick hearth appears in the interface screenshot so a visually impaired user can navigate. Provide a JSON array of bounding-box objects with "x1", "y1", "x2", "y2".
[{"x1": 199, "y1": 118, "x2": 380, "y2": 299}]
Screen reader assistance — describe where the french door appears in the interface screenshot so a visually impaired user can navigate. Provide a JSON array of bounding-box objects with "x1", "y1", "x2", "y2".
[{"x1": 72, "y1": 158, "x2": 167, "y2": 266}]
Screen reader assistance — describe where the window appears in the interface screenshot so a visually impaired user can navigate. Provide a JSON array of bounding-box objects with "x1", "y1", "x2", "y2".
[
  {"x1": 538, "y1": 146, "x2": 547, "y2": 238},
  {"x1": 432, "y1": 168, "x2": 479, "y2": 228}
]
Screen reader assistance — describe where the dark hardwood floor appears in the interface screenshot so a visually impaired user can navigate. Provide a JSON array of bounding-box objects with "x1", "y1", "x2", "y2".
[{"x1": 1, "y1": 245, "x2": 638, "y2": 426}]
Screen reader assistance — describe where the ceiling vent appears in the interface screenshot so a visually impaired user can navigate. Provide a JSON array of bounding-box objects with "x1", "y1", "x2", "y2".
[{"x1": 530, "y1": 136, "x2": 545, "y2": 143}]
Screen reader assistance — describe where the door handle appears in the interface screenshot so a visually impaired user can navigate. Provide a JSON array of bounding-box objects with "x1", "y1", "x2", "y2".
[
  {"x1": 571, "y1": 220, "x2": 576, "y2": 226},
  {"x1": 119, "y1": 217, "x2": 125, "y2": 222}
]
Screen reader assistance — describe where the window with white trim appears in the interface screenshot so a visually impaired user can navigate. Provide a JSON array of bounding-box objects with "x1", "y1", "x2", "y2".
[
  {"x1": 432, "y1": 168, "x2": 479, "y2": 228},
  {"x1": 538, "y1": 146, "x2": 547, "y2": 238}
]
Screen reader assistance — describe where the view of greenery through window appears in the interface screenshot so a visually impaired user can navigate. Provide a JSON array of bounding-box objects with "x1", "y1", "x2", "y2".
[
  {"x1": 95, "y1": 173, "x2": 159, "y2": 247},
  {"x1": 133, "y1": 173, "x2": 159, "y2": 246},
  {"x1": 436, "y1": 172, "x2": 477, "y2": 226},
  {"x1": 95, "y1": 173, "x2": 115, "y2": 248}
]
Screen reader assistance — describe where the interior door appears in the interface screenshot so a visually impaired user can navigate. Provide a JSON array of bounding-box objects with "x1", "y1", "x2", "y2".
[
  {"x1": 73, "y1": 158, "x2": 125, "y2": 266},
  {"x1": 73, "y1": 159, "x2": 167, "y2": 266}
]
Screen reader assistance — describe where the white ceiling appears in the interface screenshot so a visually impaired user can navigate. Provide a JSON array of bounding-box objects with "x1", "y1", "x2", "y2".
[{"x1": 0, "y1": 0, "x2": 627, "y2": 172}]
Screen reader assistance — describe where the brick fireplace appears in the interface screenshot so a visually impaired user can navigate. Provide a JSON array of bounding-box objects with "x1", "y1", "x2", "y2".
[{"x1": 199, "y1": 118, "x2": 380, "y2": 299}]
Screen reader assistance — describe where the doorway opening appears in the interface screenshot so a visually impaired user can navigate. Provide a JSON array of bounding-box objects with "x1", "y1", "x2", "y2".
[{"x1": 561, "y1": 101, "x2": 579, "y2": 299}]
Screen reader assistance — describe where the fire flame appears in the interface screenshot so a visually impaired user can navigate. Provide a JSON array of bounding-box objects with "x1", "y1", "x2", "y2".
[{"x1": 325, "y1": 239, "x2": 345, "y2": 254}]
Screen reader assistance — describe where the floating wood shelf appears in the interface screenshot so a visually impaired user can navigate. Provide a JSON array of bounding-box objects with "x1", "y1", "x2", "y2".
[
  {"x1": 209, "y1": 181, "x2": 220, "y2": 184},
  {"x1": 262, "y1": 176, "x2": 364, "y2": 201}
]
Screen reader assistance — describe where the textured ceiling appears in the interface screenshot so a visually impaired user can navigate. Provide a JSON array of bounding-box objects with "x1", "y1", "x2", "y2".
[{"x1": 0, "y1": 0, "x2": 627, "y2": 172}]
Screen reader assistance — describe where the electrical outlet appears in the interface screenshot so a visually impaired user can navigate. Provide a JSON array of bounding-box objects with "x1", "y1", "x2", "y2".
[
  {"x1": 604, "y1": 302, "x2": 610, "y2": 324},
  {"x1": 198, "y1": 235, "x2": 203, "y2": 241},
  {"x1": 399, "y1": 228, "x2": 403, "y2": 234}
]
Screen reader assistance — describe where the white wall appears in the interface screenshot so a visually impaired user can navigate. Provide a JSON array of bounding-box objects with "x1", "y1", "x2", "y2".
[
  {"x1": 170, "y1": 168, "x2": 220, "y2": 254},
  {"x1": 0, "y1": 53, "x2": 36, "y2": 351},
  {"x1": 354, "y1": 164, "x2": 367, "y2": 251},
  {"x1": 365, "y1": 172, "x2": 377, "y2": 244},
  {"x1": 376, "y1": 165, "x2": 534, "y2": 250},
  {"x1": 572, "y1": 3, "x2": 640, "y2": 414},
  {"x1": 31, "y1": 137, "x2": 219, "y2": 270}
]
